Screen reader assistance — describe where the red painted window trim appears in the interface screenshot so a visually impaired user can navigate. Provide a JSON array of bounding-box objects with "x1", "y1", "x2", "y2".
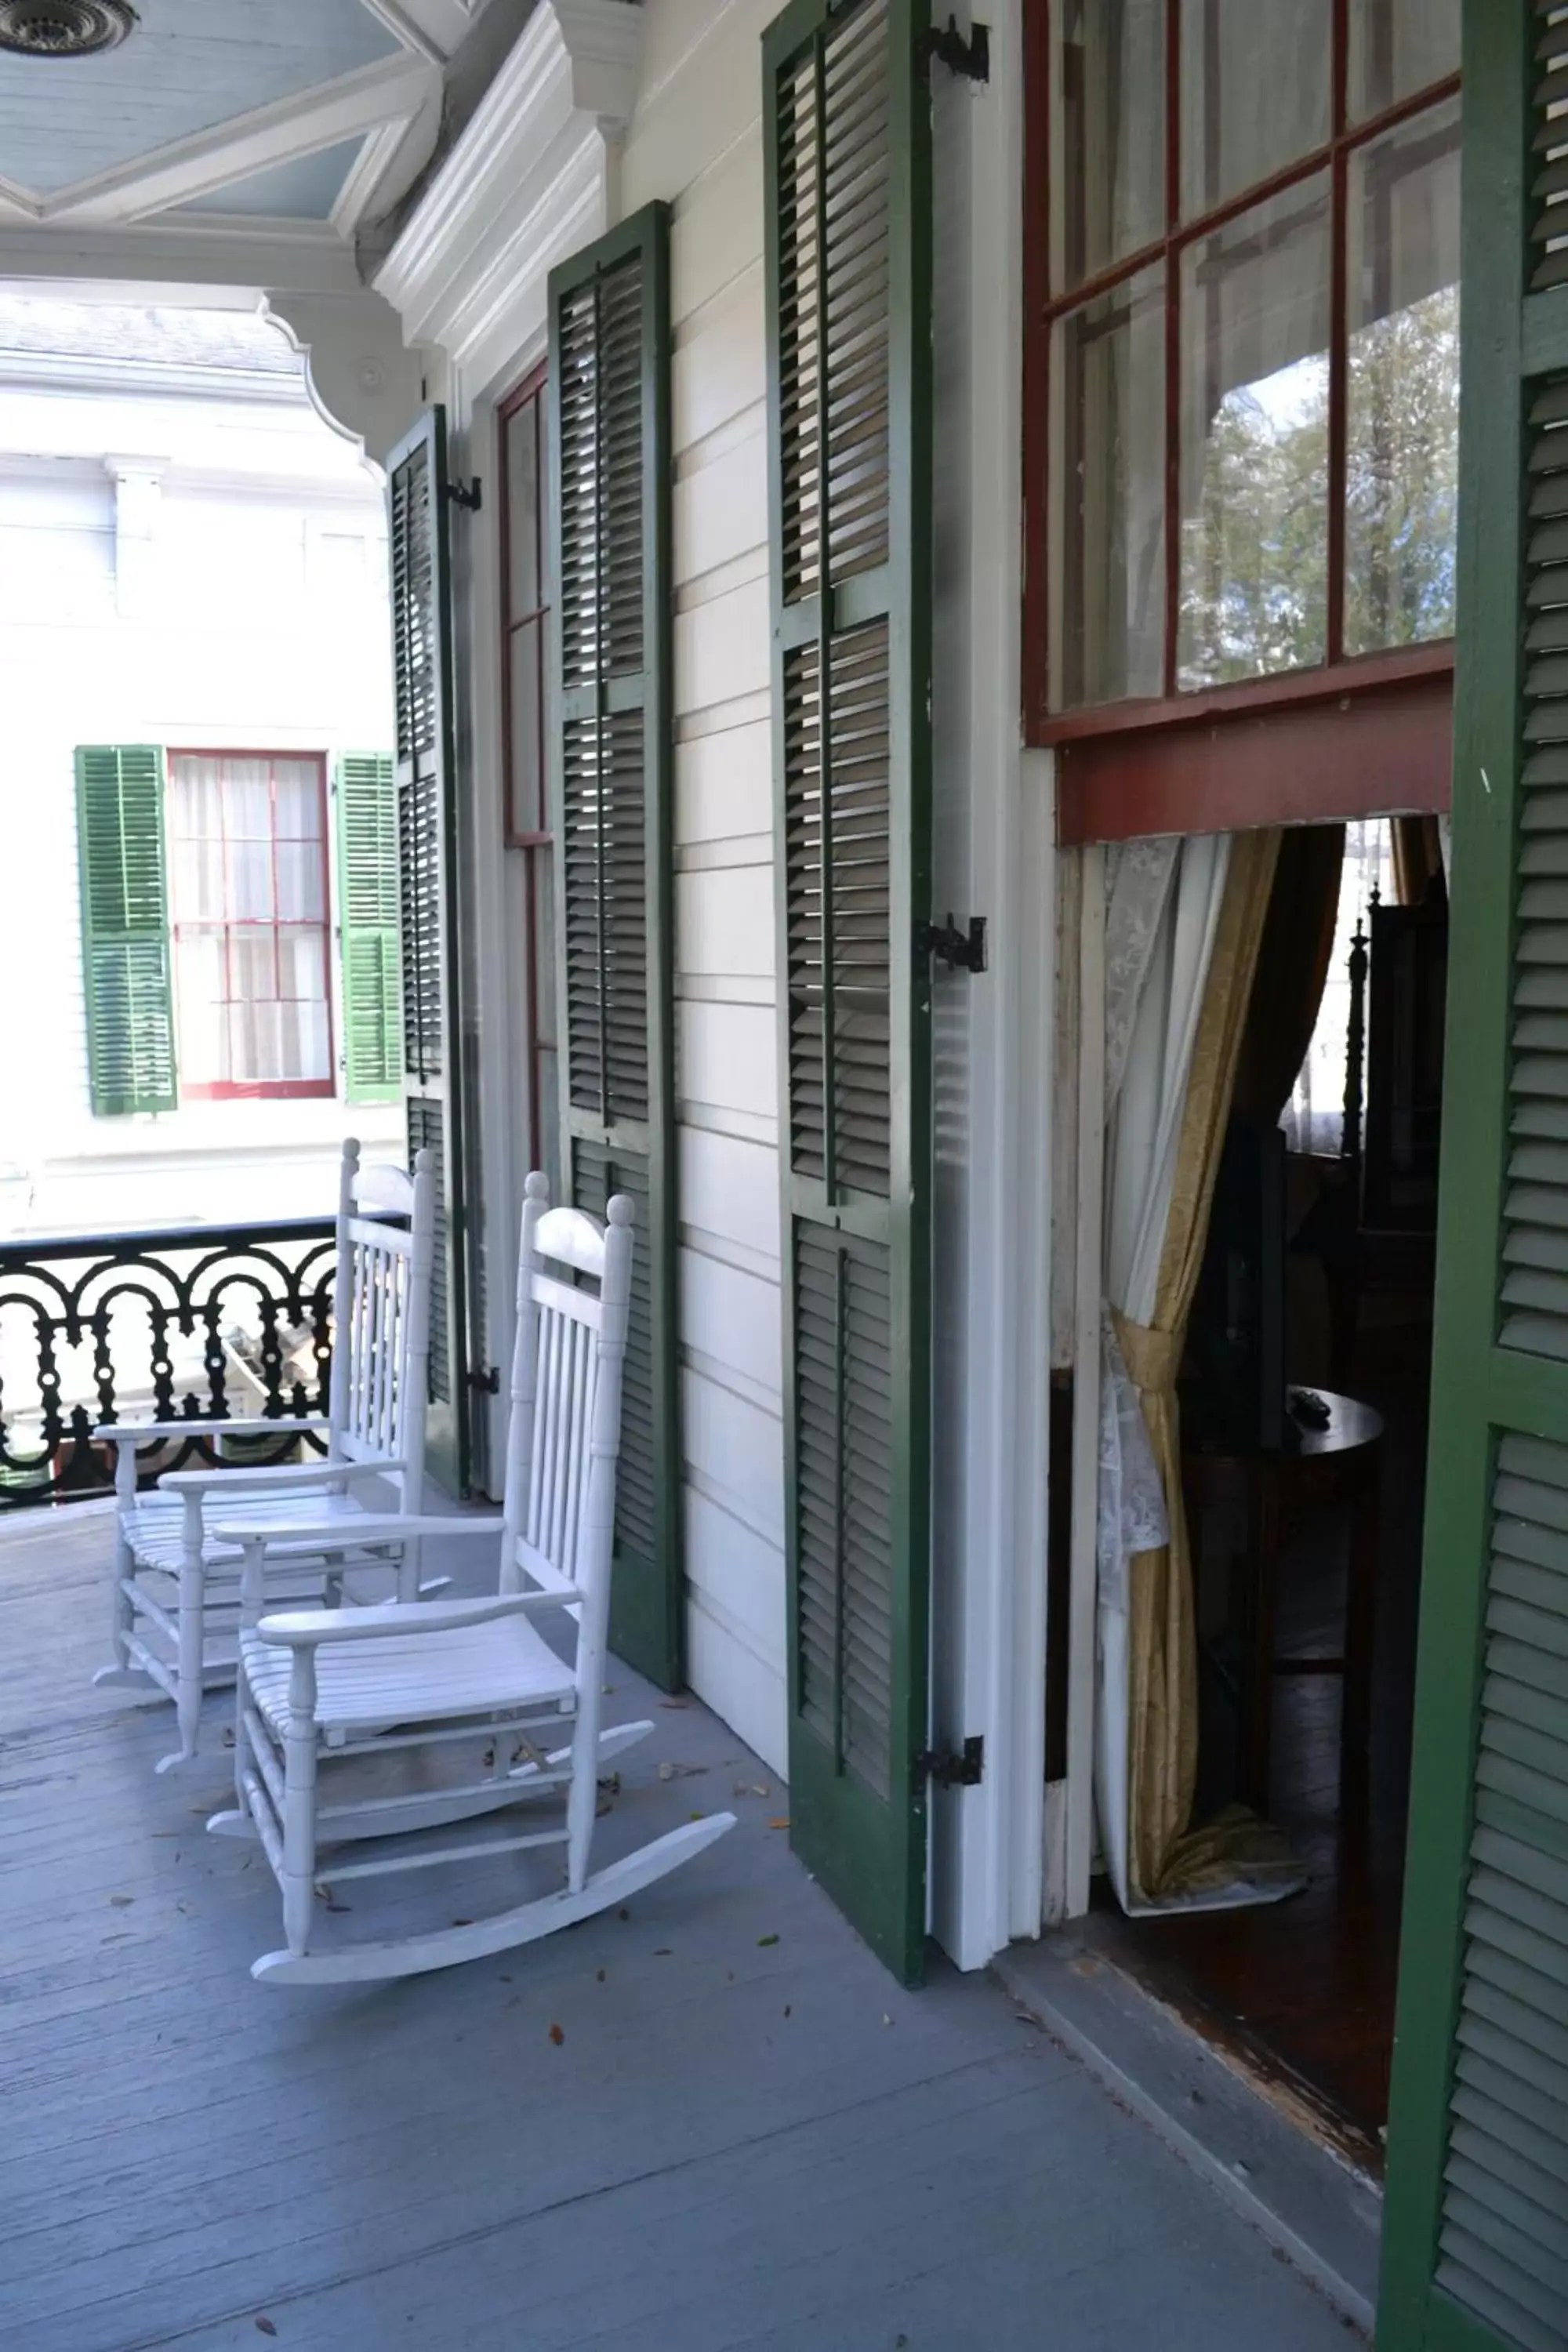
[
  {"x1": 1022, "y1": 2, "x2": 1461, "y2": 823},
  {"x1": 1055, "y1": 662, "x2": 1452, "y2": 847},
  {"x1": 166, "y1": 748, "x2": 336, "y2": 1102},
  {"x1": 498, "y1": 361, "x2": 555, "y2": 1177}
]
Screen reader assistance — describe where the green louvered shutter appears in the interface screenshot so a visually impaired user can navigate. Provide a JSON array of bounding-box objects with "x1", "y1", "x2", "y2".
[
  {"x1": 74, "y1": 745, "x2": 176, "y2": 1116},
  {"x1": 335, "y1": 752, "x2": 401, "y2": 1104},
  {"x1": 764, "y1": 0, "x2": 933, "y2": 1984},
  {"x1": 387, "y1": 408, "x2": 469, "y2": 1491},
  {"x1": 546, "y1": 205, "x2": 679, "y2": 1690},
  {"x1": 1380, "y1": 8, "x2": 1568, "y2": 2345}
]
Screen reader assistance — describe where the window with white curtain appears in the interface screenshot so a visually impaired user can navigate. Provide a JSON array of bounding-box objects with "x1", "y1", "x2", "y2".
[
  {"x1": 1281, "y1": 818, "x2": 1393, "y2": 1156},
  {"x1": 165, "y1": 753, "x2": 333, "y2": 1098}
]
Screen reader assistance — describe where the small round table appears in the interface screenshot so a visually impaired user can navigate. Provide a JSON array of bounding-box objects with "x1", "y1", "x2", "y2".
[{"x1": 1182, "y1": 1388, "x2": 1385, "y2": 1815}]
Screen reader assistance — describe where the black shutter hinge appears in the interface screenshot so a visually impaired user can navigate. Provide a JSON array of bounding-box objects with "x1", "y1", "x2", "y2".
[
  {"x1": 925, "y1": 15, "x2": 990, "y2": 82},
  {"x1": 918, "y1": 1736, "x2": 985, "y2": 1788},
  {"x1": 916, "y1": 913, "x2": 988, "y2": 973},
  {"x1": 445, "y1": 477, "x2": 483, "y2": 512},
  {"x1": 467, "y1": 1365, "x2": 500, "y2": 1394}
]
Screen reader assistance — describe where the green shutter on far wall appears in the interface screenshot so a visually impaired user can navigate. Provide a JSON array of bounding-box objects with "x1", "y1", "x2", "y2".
[
  {"x1": 336, "y1": 752, "x2": 401, "y2": 1104},
  {"x1": 546, "y1": 202, "x2": 680, "y2": 1693},
  {"x1": 764, "y1": 0, "x2": 934, "y2": 1986},
  {"x1": 1379, "y1": 7, "x2": 1568, "y2": 2348},
  {"x1": 74, "y1": 744, "x2": 176, "y2": 1116}
]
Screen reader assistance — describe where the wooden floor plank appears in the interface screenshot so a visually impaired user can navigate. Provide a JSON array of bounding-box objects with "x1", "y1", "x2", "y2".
[{"x1": 2, "y1": 1505, "x2": 1361, "y2": 2351}]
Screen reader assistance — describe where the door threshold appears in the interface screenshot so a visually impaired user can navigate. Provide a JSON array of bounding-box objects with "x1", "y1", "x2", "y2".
[{"x1": 993, "y1": 1930, "x2": 1381, "y2": 2335}]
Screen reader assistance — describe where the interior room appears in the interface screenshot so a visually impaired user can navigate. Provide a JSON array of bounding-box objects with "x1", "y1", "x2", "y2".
[{"x1": 1080, "y1": 808, "x2": 1450, "y2": 2169}]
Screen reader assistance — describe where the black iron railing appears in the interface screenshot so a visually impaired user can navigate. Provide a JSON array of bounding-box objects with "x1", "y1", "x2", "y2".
[{"x1": 0, "y1": 1217, "x2": 336, "y2": 1508}]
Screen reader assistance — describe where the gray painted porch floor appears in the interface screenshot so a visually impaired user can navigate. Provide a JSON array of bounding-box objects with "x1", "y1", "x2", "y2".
[{"x1": 2, "y1": 1504, "x2": 1363, "y2": 2351}]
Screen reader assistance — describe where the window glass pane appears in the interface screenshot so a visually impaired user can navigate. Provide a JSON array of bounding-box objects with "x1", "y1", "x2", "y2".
[
  {"x1": 279, "y1": 926, "x2": 327, "y2": 1001},
  {"x1": 171, "y1": 836, "x2": 223, "y2": 920},
  {"x1": 1178, "y1": 176, "x2": 1331, "y2": 688},
  {"x1": 506, "y1": 394, "x2": 541, "y2": 618},
  {"x1": 1051, "y1": 0, "x2": 1166, "y2": 292},
  {"x1": 168, "y1": 755, "x2": 225, "y2": 844},
  {"x1": 230, "y1": 1000, "x2": 280, "y2": 1084},
  {"x1": 281, "y1": 998, "x2": 330, "y2": 1082},
  {"x1": 1052, "y1": 263, "x2": 1166, "y2": 708},
  {"x1": 509, "y1": 613, "x2": 544, "y2": 835},
  {"x1": 271, "y1": 760, "x2": 321, "y2": 837},
  {"x1": 230, "y1": 930, "x2": 278, "y2": 1003},
  {"x1": 229, "y1": 839, "x2": 274, "y2": 920},
  {"x1": 1179, "y1": 0, "x2": 1330, "y2": 220},
  {"x1": 224, "y1": 760, "x2": 271, "y2": 838},
  {"x1": 276, "y1": 840, "x2": 325, "y2": 921},
  {"x1": 175, "y1": 928, "x2": 226, "y2": 1082},
  {"x1": 1348, "y1": 0, "x2": 1459, "y2": 123},
  {"x1": 1344, "y1": 98, "x2": 1461, "y2": 655}
]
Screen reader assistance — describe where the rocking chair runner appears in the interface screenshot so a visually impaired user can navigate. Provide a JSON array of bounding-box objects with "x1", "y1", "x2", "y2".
[
  {"x1": 96, "y1": 1139, "x2": 437, "y2": 1770},
  {"x1": 209, "y1": 1174, "x2": 735, "y2": 1985}
]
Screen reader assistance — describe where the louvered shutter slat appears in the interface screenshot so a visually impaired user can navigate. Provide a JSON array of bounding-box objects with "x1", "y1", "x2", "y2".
[
  {"x1": 336, "y1": 752, "x2": 401, "y2": 1103},
  {"x1": 75, "y1": 746, "x2": 176, "y2": 1116},
  {"x1": 1376, "y1": 14, "x2": 1568, "y2": 2344},
  {"x1": 547, "y1": 205, "x2": 679, "y2": 1692},
  {"x1": 766, "y1": 0, "x2": 931, "y2": 1985},
  {"x1": 386, "y1": 409, "x2": 468, "y2": 1485}
]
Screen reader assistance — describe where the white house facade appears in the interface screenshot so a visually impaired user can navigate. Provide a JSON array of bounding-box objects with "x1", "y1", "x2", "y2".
[{"x1": 0, "y1": 298, "x2": 401, "y2": 1236}]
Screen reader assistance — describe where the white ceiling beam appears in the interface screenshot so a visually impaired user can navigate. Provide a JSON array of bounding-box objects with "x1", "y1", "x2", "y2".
[
  {"x1": 0, "y1": 177, "x2": 39, "y2": 224},
  {"x1": 358, "y1": 0, "x2": 478, "y2": 66},
  {"x1": 330, "y1": 78, "x2": 443, "y2": 238},
  {"x1": 0, "y1": 220, "x2": 365, "y2": 299},
  {"x1": 41, "y1": 55, "x2": 439, "y2": 229}
]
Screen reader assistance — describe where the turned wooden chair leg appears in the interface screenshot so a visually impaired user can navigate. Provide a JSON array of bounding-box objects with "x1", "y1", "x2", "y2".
[
  {"x1": 1242, "y1": 1465, "x2": 1282, "y2": 1814},
  {"x1": 1341, "y1": 1458, "x2": 1381, "y2": 1810},
  {"x1": 282, "y1": 1647, "x2": 319, "y2": 1959}
]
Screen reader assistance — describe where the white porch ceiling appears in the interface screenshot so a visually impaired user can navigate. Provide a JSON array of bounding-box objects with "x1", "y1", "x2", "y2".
[{"x1": 0, "y1": 0, "x2": 481, "y2": 237}]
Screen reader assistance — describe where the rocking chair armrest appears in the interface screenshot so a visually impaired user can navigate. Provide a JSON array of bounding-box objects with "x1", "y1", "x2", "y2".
[
  {"x1": 98, "y1": 1417, "x2": 332, "y2": 1445},
  {"x1": 215, "y1": 1514, "x2": 505, "y2": 1554},
  {"x1": 255, "y1": 1588, "x2": 582, "y2": 1646},
  {"x1": 161, "y1": 1457, "x2": 403, "y2": 1499}
]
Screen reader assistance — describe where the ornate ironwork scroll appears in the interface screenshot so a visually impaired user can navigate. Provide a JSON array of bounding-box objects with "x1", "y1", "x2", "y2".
[{"x1": 0, "y1": 1216, "x2": 335, "y2": 1508}]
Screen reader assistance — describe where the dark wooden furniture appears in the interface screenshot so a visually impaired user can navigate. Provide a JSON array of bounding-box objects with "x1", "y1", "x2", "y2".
[{"x1": 1184, "y1": 1389, "x2": 1385, "y2": 1813}]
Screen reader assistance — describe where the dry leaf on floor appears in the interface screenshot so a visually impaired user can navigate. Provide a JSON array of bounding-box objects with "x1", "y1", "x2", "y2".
[
  {"x1": 108, "y1": 1895, "x2": 133, "y2": 1907},
  {"x1": 768, "y1": 1817, "x2": 790, "y2": 1831},
  {"x1": 255, "y1": 2321, "x2": 278, "y2": 2339},
  {"x1": 757, "y1": 1933, "x2": 779, "y2": 1947},
  {"x1": 548, "y1": 2023, "x2": 564, "y2": 2045}
]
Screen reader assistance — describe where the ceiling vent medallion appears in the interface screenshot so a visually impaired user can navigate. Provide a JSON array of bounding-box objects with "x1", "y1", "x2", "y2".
[{"x1": 0, "y1": 1, "x2": 136, "y2": 56}]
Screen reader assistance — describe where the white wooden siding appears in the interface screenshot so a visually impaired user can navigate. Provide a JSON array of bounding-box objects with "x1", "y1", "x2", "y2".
[{"x1": 622, "y1": 0, "x2": 788, "y2": 1773}]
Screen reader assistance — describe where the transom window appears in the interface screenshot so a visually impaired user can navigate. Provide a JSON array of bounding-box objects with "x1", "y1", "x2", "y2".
[
  {"x1": 1029, "y1": 0, "x2": 1461, "y2": 725},
  {"x1": 166, "y1": 753, "x2": 333, "y2": 1099}
]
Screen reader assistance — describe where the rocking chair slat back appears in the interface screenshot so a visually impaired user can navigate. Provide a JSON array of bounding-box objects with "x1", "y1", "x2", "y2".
[
  {"x1": 331, "y1": 1142, "x2": 436, "y2": 1488},
  {"x1": 503, "y1": 1177, "x2": 635, "y2": 1614}
]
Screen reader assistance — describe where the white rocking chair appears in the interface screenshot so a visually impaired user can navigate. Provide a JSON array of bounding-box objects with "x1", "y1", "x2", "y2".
[
  {"x1": 96, "y1": 1139, "x2": 437, "y2": 1771},
  {"x1": 208, "y1": 1174, "x2": 735, "y2": 1986}
]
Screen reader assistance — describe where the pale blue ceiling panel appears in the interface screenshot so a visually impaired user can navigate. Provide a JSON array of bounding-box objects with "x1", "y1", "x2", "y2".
[
  {"x1": 169, "y1": 136, "x2": 367, "y2": 221},
  {"x1": 0, "y1": 0, "x2": 401, "y2": 198}
]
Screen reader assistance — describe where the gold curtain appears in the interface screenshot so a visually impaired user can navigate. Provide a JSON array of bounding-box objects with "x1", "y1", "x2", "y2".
[
  {"x1": 1232, "y1": 823, "x2": 1345, "y2": 1128},
  {"x1": 1113, "y1": 828, "x2": 1284, "y2": 1904},
  {"x1": 1392, "y1": 813, "x2": 1445, "y2": 909}
]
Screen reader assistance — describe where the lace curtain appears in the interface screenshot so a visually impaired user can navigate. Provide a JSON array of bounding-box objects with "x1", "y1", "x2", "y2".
[
  {"x1": 1095, "y1": 837, "x2": 1179, "y2": 1609},
  {"x1": 1094, "y1": 833, "x2": 1232, "y2": 1906}
]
